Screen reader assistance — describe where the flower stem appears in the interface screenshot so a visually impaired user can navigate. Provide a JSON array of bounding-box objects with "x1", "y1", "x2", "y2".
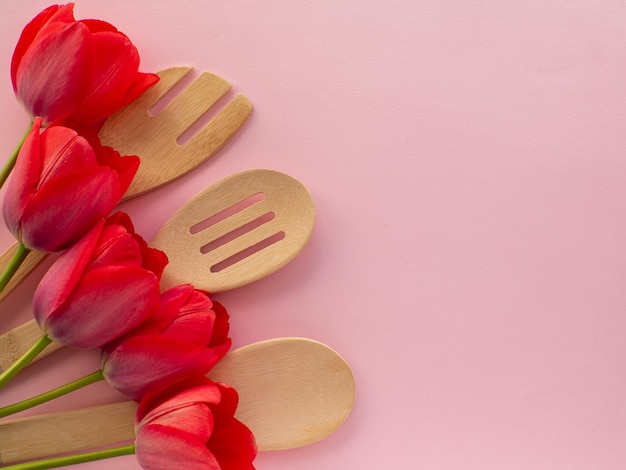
[
  {"x1": 0, "y1": 370, "x2": 104, "y2": 417},
  {"x1": 1, "y1": 444, "x2": 136, "y2": 469},
  {"x1": 0, "y1": 334, "x2": 52, "y2": 389},
  {"x1": 0, "y1": 121, "x2": 33, "y2": 189},
  {"x1": 0, "y1": 243, "x2": 31, "y2": 295}
]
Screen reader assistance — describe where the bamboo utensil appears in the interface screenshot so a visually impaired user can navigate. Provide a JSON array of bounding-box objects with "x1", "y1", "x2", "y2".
[
  {"x1": 0, "y1": 169, "x2": 315, "y2": 369},
  {"x1": 99, "y1": 66, "x2": 253, "y2": 200},
  {"x1": 0, "y1": 337, "x2": 355, "y2": 464},
  {"x1": 0, "y1": 66, "x2": 253, "y2": 301},
  {"x1": 212, "y1": 337, "x2": 355, "y2": 451}
]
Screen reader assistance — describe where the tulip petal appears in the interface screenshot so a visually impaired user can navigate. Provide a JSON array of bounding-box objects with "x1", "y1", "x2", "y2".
[
  {"x1": 20, "y1": 167, "x2": 119, "y2": 251},
  {"x1": 212, "y1": 383, "x2": 239, "y2": 421},
  {"x1": 103, "y1": 335, "x2": 226, "y2": 399},
  {"x1": 43, "y1": 266, "x2": 160, "y2": 348},
  {"x1": 80, "y1": 19, "x2": 118, "y2": 34},
  {"x1": 77, "y1": 31, "x2": 139, "y2": 122},
  {"x1": 148, "y1": 285, "x2": 197, "y2": 334},
  {"x1": 103, "y1": 212, "x2": 168, "y2": 277},
  {"x1": 103, "y1": 287, "x2": 189, "y2": 344},
  {"x1": 164, "y1": 290, "x2": 216, "y2": 346},
  {"x1": 149, "y1": 404, "x2": 214, "y2": 441},
  {"x1": 140, "y1": 243, "x2": 169, "y2": 279},
  {"x1": 10, "y1": 4, "x2": 74, "y2": 89},
  {"x1": 94, "y1": 145, "x2": 139, "y2": 196},
  {"x1": 207, "y1": 418, "x2": 257, "y2": 470},
  {"x1": 33, "y1": 220, "x2": 104, "y2": 321},
  {"x1": 119, "y1": 72, "x2": 160, "y2": 110},
  {"x1": 39, "y1": 128, "x2": 97, "y2": 186},
  {"x1": 208, "y1": 301, "x2": 231, "y2": 349},
  {"x1": 135, "y1": 378, "x2": 256, "y2": 469},
  {"x1": 136, "y1": 424, "x2": 221, "y2": 470},
  {"x1": 89, "y1": 226, "x2": 143, "y2": 270},
  {"x1": 208, "y1": 383, "x2": 257, "y2": 469},
  {"x1": 137, "y1": 377, "x2": 221, "y2": 424},
  {"x1": 105, "y1": 211, "x2": 133, "y2": 228},
  {"x1": 2, "y1": 117, "x2": 43, "y2": 236},
  {"x1": 16, "y1": 21, "x2": 90, "y2": 124}
]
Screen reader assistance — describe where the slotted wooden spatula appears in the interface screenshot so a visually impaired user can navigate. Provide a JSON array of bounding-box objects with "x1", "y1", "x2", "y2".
[
  {"x1": 0, "y1": 66, "x2": 253, "y2": 301},
  {"x1": 0, "y1": 169, "x2": 316, "y2": 369},
  {"x1": 100, "y1": 66, "x2": 253, "y2": 199}
]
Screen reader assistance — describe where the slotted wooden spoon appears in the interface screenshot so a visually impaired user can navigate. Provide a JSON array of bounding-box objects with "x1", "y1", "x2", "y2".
[
  {"x1": 0, "y1": 66, "x2": 253, "y2": 301},
  {"x1": 0, "y1": 169, "x2": 315, "y2": 369},
  {"x1": 0, "y1": 337, "x2": 355, "y2": 464}
]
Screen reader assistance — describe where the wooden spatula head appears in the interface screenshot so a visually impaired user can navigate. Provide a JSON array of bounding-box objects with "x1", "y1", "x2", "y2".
[
  {"x1": 99, "y1": 66, "x2": 253, "y2": 200},
  {"x1": 152, "y1": 169, "x2": 316, "y2": 292}
]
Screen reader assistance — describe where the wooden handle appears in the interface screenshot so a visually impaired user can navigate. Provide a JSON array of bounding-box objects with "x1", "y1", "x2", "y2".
[
  {"x1": 0, "y1": 246, "x2": 47, "y2": 302},
  {"x1": 0, "y1": 319, "x2": 62, "y2": 371},
  {"x1": 0, "y1": 402, "x2": 137, "y2": 464}
]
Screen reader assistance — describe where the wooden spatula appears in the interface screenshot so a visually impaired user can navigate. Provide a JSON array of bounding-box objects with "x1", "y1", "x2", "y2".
[
  {"x1": 0, "y1": 66, "x2": 253, "y2": 301},
  {"x1": 0, "y1": 169, "x2": 315, "y2": 369}
]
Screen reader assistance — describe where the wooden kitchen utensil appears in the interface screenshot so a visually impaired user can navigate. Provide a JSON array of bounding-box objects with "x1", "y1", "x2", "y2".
[
  {"x1": 0, "y1": 66, "x2": 253, "y2": 301},
  {"x1": 0, "y1": 169, "x2": 316, "y2": 369},
  {"x1": 0, "y1": 338, "x2": 355, "y2": 464}
]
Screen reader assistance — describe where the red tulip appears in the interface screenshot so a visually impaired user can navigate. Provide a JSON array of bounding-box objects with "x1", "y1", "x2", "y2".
[
  {"x1": 2, "y1": 117, "x2": 138, "y2": 252},
  {"x1": 101, "y1": 285, "x2": 231, "y2": 400},
  {"x1": 135, "y1": 376, "x2": 257, "y2": 470},
  {"x1": 11, "y1": 3, "x2": 158, "y2": 125},
  {"x1": 33, "y1": 212, "x2": 167, "y2": 348}
]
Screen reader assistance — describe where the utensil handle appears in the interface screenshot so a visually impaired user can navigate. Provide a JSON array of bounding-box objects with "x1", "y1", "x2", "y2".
[
  {"x1": 0, "y1": 245, "x2": 47, "y2": 302},
  {"x1": 0, "y1": 319, "x2": 62, "y2": 371},
  {"x1": 0, "y1": 401, "x2": 137, "y2": 464}
]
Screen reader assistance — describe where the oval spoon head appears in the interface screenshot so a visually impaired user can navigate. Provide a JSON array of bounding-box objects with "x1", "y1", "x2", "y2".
[
  {"x1": 210, "y1": 337, "x2": 356, "y2": 450},
  {"x1": 152, "y1": 169, "x2": 316, "y2": 292}
]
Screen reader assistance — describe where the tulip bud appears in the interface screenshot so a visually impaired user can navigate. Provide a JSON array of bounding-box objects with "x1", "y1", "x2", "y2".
[
  {"x1": 101, "y1": 285, "x2": 232, "y2": 400},
  {"x1": 2, "y1": 118, "x2": 139, "y2": 252},
  {"x1": 11, "y1": 3, "x2": 158, "y2": 125},
  {"x1": 33, "y1": 212, "x2": 167, "y2": 348},
  {"x1": 135, "y1": 376, "x2": 257, "y2": 470}
]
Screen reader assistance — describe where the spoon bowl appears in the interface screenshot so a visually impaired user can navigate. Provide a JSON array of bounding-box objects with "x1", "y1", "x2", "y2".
[{"x1": 211, "y1": 337, "x2": 356, "y2": 451}]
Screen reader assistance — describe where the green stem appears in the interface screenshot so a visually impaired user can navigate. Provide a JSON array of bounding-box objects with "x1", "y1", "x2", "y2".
[
  {"x1": 0, "y1": 243, "x2": 31, "y2": 295},
  {"x1": 0, "y1": 121, "x2": 33, "y2": 189},
  {"x1": 0, "y1": 370, "x2": 104, "y2": 417},
  {"x1": 1, "y1": 444, "x2": 136, "y2": 469},
  {"x1": 0, "y1": 335, "x2": 52, "y2": 389}
]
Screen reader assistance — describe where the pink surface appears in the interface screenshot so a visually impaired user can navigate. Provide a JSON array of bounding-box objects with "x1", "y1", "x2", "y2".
[{"x1": 1, "y1": 1, "x2": 626, "y2": 469}]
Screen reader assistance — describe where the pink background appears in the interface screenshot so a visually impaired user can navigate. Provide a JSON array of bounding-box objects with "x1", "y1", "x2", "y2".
[{"x1": 1, "y1": 1, "x2": 626, "y2": 469}]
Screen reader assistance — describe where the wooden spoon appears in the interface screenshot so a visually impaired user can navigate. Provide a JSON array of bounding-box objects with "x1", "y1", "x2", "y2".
[
  {"x1": 0, "y1": 169, "x2": 315, "y2": 369},
  {"x1": 0, "y1": 66, "x2": 253, "y2": 301},
  {"x1": 0, "y1": 338, "x2": 355, "y2": 464}
]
